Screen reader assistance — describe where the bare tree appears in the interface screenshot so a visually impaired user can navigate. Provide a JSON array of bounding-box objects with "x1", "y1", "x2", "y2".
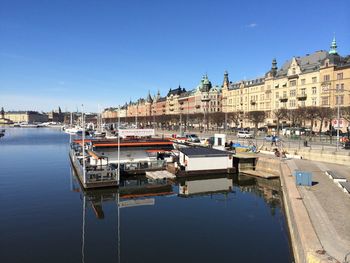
[
  {"x1": 340, "y1": 106, "x2": 350, "y2": 122},
  {"x1": 304, "y1": 106, "x2": 319, "y2": 133},
  {"x1": 273, "y1": 108, "x2": 288, "y2": 135},
  {"x1": 316, "y1": 107, "x2": 334, "y2": 135},
  {"x1": 246, "y1": 111, "x2": 266, "y2": 136},
  {"x1": 208, "y1": 112, "x2": 225, "y2": 129},
  {"x1": 227, "y1": 112, "x2": 240, "y2": 128}
]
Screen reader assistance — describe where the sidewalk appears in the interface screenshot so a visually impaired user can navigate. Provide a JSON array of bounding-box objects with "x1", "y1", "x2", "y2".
[{"x1": 286, "y1": 159, "x2": 350, "y2": 262}]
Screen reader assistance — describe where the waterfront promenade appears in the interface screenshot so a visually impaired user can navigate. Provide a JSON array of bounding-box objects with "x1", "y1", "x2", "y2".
[
  {"x1": 156, "y1": 129, "x2": 350, "y2": 262},
  {"x1": 279, "y1": 159, "x2": 350, "y2": 263}
]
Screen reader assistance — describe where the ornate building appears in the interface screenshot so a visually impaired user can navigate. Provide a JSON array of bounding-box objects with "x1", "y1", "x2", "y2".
[{"x1": 113, "y1": 37, "x2": 349, "y2": 131}]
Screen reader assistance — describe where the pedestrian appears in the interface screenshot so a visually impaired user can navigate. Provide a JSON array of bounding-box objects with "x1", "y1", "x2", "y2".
[{"x1": 271, "y1": 135, "x2": 276, "y2": 146}]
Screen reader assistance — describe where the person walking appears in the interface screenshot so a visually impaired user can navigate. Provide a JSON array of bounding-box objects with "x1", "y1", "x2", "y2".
[{"x1": 271, "y1": 135, "x2": 276, "y2": 146}]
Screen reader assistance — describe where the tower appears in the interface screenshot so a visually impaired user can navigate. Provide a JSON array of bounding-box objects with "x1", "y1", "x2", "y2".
[
  {"x1": 271, "y1": 58, "x2": 278, "y2": 77},
  {"x1": 223, "y1": 71, "x2": 230, "y2": 88},
  {"x1": 329, "y1": 36, "x2": 338, "y2": 55}
]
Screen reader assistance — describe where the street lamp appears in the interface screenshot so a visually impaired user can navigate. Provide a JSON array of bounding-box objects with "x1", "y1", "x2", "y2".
[{"x1": 327, "y1": 85, "x2": 348, "y2": 151}]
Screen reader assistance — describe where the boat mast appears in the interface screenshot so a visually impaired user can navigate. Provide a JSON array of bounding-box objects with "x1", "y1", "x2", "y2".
[
  {"x1": 82, "y1": 104, "x2": 86, "y2": 185},
  {"x1": 82, "y1": 194, "x2": 86, "y2": 263},
  {"x1": 117, "y1": 105, "x2": 120, "y2": 185},
  {"x1": 70, "y1": 112, "x2": 73, "y2": 127}
]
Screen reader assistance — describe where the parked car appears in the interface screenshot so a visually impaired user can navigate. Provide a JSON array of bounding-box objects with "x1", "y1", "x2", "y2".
[
  {"x1": 258, "y1": 127, "x2": 268, "y2": 132},
  {"x1": 185, "y1": 134, "x2": 200, "y2": 142},
  {"x1": 264, "y1": 135, "x2": 281, "y2": 142},
  {"x1": 237, "y1": 131, "x2": 253, "y2": 138},
  {"x1": 324, "y1": 130, "x2": 344, "y2": 136}
]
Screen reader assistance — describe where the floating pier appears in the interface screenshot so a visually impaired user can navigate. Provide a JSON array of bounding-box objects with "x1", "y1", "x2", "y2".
[{"x1": 146, "y1": 170, "x2": 176, "y2": 180}]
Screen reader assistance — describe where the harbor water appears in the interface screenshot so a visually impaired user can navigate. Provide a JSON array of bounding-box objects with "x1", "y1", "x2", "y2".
[{"x1": 0, "y1": 128, "x2": 293, "y2": 263}]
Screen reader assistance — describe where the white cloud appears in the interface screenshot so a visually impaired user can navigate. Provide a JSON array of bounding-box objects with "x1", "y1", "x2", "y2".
[{"x1": 246, "y1": 23, "x2": 257, "y2": 28}]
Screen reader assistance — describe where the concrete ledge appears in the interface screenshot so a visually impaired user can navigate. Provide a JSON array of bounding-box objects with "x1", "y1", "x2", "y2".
[
  {"x1": 280, "y1": 161, "x2": 338, "y2": 263},
  {"x1": 285, "y1": 148, "x2": 350, "y2": 165}
]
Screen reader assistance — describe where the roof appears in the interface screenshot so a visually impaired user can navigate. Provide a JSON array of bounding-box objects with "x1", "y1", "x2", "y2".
[
  {"x1": 167, "y1": 86, "x2": 186, "y2": 96},
  {"x1": 179, "y1": 147, "x2": 230, "y2": 157},
  {"x1": 276, "y1": 50, "x2": 328, "y2": 77}
]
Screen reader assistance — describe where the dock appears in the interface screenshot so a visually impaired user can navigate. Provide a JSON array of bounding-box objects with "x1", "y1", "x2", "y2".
[
  {"x1": 146, "y1": 170, "x2": 176, "y2": 180},
  {"x1": 233, "y1": 154, "x2": 280, "y2": 179},
  {"x1": 69, "y1": 149, "x2": 118, "y2": 189}
]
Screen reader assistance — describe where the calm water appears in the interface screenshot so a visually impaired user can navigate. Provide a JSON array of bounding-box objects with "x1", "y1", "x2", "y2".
[{"x1": 0, "y1": 128, "x2": 293, "y2": 263}]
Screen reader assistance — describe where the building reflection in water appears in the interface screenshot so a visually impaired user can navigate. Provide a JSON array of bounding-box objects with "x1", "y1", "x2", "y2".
[{"x1": 69, "y1": 168, "x2": 284, "y2": 262}]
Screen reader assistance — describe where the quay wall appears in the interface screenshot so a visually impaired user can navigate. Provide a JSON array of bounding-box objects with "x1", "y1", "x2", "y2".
[
  {"x1": 246, "y1": 155, "x2": 336, "y2": 262},
  {"x1": 255, "y1": 156, "x2": 280, "y2": 176},
  {"x1": 287, "y1": 148, "x2": 350, "y2": 166}
]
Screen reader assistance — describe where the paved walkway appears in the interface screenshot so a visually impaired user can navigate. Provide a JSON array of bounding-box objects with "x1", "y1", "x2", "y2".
[{"x1": 287, "y1": 159, "x2": 350, "y2": 262}]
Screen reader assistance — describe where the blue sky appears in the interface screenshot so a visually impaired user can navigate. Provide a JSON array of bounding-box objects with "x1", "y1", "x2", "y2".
[{"x1": 1, "y1": 0, "x2": 350, "y2": 112}]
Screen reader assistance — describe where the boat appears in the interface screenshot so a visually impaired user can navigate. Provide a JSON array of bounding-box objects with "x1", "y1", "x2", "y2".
[{"x1": 19, "y1": 122, "x2": 39, "y2": 128}]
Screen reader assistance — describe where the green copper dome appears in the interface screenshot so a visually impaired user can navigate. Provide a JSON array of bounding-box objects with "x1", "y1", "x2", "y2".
[{"x1": 329, "y1": 36, "x2": 338, "y2": 55}]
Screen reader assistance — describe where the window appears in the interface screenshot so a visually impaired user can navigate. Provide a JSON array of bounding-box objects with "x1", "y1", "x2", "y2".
[
  {"x1": 275, "y1": 101, "x2": 279, "y2": 108},
  {"x1": 289, "y1": 100, "x2": 296, "y2": 107},
  {"x1": 290, "y1": 90, "x2": 296, "y2": 97},
  {"x1": 300, "y1": 101, "x2": 306, "y2": 107},
  {"x1": 312, "y1": 87, "x2": 317, "y2": 94},
  {"x1": 283, "y1": 91, "x2": 287, "y2": 98},
  {"x1": 301, "y1": 88, "x2": 306, "y2": 95},
  {"x1": 337, "y1": 73, "x2": 343, "y2": 80},
  {"x1": 312, "y1": 77, "x2": 317, "y2": 83},
  {"x1": 292, "y1": 68, "x2": 296, "y2": 75},
  {"x1": 301, "y1": 79, "x2": 306, "y2": 85},
  {"x1": 275, "y1": 92, "x2": 279, "y2": 99},
  {"x1": 312, "y1": 98, "x2": 317, "y2": 106},
  {"x1": 290, "y1": 80, "x2": 296, "y2": 87},
  {"x1": 323, "y1": 75, "x2": 330, "y2": 81},
  {"x1": 336, "y1": 95, "x2": 344, "y2": 105},
  {"x1": 321, "y1": 96, "x2": 329, "y2": 106}
]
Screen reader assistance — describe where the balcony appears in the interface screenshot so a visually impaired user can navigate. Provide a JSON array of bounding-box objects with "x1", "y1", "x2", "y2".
[
  {"x1": 265, "y1": 89, "x2": 271, "y2": 94},
  {"x1": 169, "y1": 102, "x2": 175, "y2": 106},
  {"x1": 195, "y1": 105, "x2": 200, "y2": 109},
  {"x1": 288, "y1": 74, "x2": 299, "y2": 80},
  {"x1": 279, "y1": 96, "x2": 288, "y2": 102},
  {"x1": 179, "y1": 101, "x2": 184, "y2": 105},
  {"x1": 297, "y1": 93, "x2": 307, "y2": 101},
  {"x1": 250, "y1": 100, "x2": 256, "y2": 105}
]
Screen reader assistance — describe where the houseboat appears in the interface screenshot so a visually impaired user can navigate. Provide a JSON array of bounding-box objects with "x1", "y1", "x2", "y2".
[{"x1": 176, "y1": 147, "x2": 235, "y2": 176}]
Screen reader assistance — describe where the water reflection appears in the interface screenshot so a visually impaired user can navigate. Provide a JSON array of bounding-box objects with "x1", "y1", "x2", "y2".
[
  {"x1": 0, "y1": 128, "x2": 292, "y2": 263},
  {"x1": 178, "y1": 174, "x2": 233, "y2": 197},
  {"x1": 70, "y1": 168, "x2": 176, "y2": 263},
  {"x1": 70, "y1": 166, "x2": 289, "y2": 263}
]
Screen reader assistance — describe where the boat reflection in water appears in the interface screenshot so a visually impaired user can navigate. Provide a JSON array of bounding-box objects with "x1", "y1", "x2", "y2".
[
  {"x1": 178, "y1": 174, "x2": 233, "y2": 197},
  {"x1": 70, "y1": 168, "x2": 174, "y2": 263}
]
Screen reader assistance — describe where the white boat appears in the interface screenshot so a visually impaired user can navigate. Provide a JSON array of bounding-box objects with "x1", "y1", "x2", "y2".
[
  {"x1": 64, "y1": 126, "x2": 83, "y2": 134},
  {"x1": 19, "y1": 122, "x2": 39, "y2": 128}
]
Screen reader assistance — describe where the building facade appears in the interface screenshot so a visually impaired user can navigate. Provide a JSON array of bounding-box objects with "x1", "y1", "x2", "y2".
[{"x1": 114, "y1": 38, "x2": 350, "y2": 131}]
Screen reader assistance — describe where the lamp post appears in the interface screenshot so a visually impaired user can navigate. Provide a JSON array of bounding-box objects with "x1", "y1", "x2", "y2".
[
  {"x1": 328, "y1": 84, "x2": 348, "y2": 151},
  {"x1": 81, "y1": 104, "x2": 86, "y2": 185}
]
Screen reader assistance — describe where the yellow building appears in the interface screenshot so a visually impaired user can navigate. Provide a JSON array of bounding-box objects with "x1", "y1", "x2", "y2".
[
  {"x1": 4, "y1": 111, "x2": 48, "y2": 123},
  {"x1": 222, "y1": 38, "x2": 350, "y2": 130}
]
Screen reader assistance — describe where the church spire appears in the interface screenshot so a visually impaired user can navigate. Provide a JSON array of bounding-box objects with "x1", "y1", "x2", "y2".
[
  {"x1": 271, "y1": 58, "x2": 278, "y2": 77},
  {"x1": 223, "y1": 70, "x2": 229, "y2": 88},
  {"x1": 329, "y1": 35, "x2": 338, "y2": 55}
]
